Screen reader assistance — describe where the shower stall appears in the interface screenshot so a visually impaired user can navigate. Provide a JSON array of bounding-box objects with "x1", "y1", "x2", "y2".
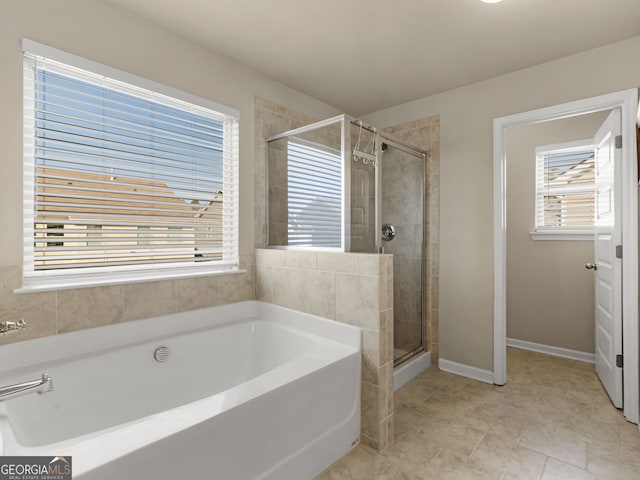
[{"x1": 265, "y1": 115, "x2": 427, "y2": 367}]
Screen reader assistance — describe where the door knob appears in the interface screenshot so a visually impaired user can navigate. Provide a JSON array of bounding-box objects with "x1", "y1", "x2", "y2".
[{"x1": 585, "y1": 262, "x2": 598, "y2": 270}]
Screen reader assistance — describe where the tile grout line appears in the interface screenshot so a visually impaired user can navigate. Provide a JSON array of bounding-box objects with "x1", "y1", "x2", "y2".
[
  {"x1": 538, "y1": 455, "x2": 551, "y2": 480},
  {"x1": 423, "y1": 446, "x2": 445, "y2": 471},
  {"x1": 468, "y1": 431, "x2": 486, "y2": 459}
]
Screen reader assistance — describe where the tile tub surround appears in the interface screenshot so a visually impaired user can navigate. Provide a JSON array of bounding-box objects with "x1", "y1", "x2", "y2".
[
  {"x1": 316, "y1": 347, "x2": 640, "y2": 480},
  {"x1": 256, "y1": 248, "x2": 394, "y2": 451},
  {"x1": 0, "y1": 256, "x2": 256, "y2": 346}
]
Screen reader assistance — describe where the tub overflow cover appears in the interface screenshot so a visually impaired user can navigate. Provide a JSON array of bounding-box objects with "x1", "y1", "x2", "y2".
[{"x1": 154, "y1": 346, "x2": 171, "y2": 362}]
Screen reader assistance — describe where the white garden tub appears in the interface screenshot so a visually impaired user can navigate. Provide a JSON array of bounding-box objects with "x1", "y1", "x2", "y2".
[{"x1": 0, "y1": 301, "x2": 361, "y2": 479}]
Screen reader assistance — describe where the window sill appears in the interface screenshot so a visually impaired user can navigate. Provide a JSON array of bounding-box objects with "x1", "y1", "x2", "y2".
[
  {"x1": 530, "y1": 231, "x2": 594, "y2": 241},
  {"x1": 15, "y1": 265, "x2": 246, "y2": 294}
]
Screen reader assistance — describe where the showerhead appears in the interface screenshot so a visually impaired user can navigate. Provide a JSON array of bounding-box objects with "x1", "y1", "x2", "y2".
[{"x1": 381, "y1": 142, "x2": 388, "y2": 152}]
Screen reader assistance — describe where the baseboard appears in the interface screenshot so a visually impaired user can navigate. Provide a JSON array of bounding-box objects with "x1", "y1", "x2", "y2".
[
  {"x1": 393, "y1": 351, "x2": 431, "y2": 391},
  {"x1": 439, "y1": 358, "x2": 494, "y2": 384},
  {"x1": 506, "y1": 338, "x2": 595, "y2": 364}
]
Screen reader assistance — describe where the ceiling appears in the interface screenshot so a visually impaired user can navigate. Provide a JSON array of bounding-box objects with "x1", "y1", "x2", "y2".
[{"x1": 103, "y1": 0, "x2": 640, "y2": 116}]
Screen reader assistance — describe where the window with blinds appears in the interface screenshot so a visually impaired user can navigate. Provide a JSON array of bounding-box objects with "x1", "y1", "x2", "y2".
[
  {"x1": 23, "y1": 47, "x2": 239, "y2": 287},
  {"x1": 287, "y1": 140, "x2": 342, "y2": 247},
  {"x1": 535, "y1": 140, "x2": 595, "y2": 231}
]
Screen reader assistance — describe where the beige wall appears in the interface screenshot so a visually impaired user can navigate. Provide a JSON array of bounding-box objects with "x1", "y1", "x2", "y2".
[
  {"x1": 506, "y1": 112, "x2": 608, "y2": 354},
  {"x1": 363, "y1": 35, "x2": 640, "y2": 371}
]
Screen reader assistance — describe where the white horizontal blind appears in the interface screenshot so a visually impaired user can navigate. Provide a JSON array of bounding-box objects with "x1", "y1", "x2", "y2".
[
  {"x1": 287, "y1": 140, "x2": 342, "y2": 247},
  {"x1": 535, "y1": 143, "x2": 595, "y2": 230},
  {"x1": 23, "y1": 53, "x2": 239, "y2": 282}
]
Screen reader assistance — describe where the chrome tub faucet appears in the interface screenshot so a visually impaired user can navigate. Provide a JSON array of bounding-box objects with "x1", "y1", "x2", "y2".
[
  {"x1": 0, "y1": 319, "x2": 27, "y2": 335},
  {"x1": 0, "y1": 374, "x2": 54, "y2": 402}
]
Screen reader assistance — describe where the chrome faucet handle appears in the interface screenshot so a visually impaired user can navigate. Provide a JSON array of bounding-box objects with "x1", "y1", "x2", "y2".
[{"x1": 0, "y1": 319, "x2": 28, "y2": 335}]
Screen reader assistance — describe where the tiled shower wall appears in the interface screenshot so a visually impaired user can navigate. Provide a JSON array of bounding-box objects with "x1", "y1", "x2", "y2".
[
  {"x1": 0, "y1": 256, "x2": 255, "y2": 346},
  {"x1": 255, "y1": 248, "x2": 394, "y2": 451},
  {"x1": 383, "y1": 117, "x2": 440, "y2": 365},
  {"x1": 266, "y1": 122, "x2": 342, "y2": 246},
  {"x1": 255, "y1": 98, "x2": 374, "y2": 251},
  {"x1": 254, "y1": 97, "x2": 318, "y2": 248},
  {"x1": 350, "y1": 127, "x2": 377, "y2": 253},
  {"x1": 266, "y1": 140, "x2": 288, "y2": 246}
]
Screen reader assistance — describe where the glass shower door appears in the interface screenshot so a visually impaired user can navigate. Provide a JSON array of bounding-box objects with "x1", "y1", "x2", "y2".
[{"x1": 379, "y1": 142, "x2": 425, "y2": 364}]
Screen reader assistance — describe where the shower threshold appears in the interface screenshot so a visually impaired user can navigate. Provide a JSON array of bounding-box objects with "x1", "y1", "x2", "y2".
[{"x1": 393, "y1": 350, "x2": 431, "y2": 391}]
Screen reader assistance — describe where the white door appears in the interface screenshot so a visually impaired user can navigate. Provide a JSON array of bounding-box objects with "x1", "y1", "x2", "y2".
[{"x1": 593, "y1": 109, "x2": 623, "y2": 408}]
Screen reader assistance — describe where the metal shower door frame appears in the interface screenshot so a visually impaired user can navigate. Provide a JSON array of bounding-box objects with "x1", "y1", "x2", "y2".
[
  {"x1": 266, "y1": 114, "x2": 350, "y2": 251},
  {"x1": 266, "y1": 114, "x2": 429, "y2": 365}
]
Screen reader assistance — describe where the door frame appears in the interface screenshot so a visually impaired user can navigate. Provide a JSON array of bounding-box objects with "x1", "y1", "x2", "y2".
[{"x1": 492, "y1": 89, "x2": 639, "y2": 423}]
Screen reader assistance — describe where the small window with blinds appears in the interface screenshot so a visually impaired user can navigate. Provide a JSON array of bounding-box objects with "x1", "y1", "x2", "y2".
[
  {"x1": 287, "y1": 140, "x2": 342, "y2": 248},
  {"x1": 535, "y1": 140, "x2": 595, "y2": 235},
  {"x1": 22, "y1": 46, "x2": 239, "y2": 288}
]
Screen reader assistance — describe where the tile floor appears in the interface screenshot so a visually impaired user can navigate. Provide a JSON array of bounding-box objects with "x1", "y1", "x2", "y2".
[{"x1": 316, "y1": 347, "x2": 640, "y2": 479}]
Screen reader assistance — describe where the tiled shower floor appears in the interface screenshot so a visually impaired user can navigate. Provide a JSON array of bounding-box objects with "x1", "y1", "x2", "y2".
[{"x1": 316, "y1": 347, "x2": 640, "y2": 479}]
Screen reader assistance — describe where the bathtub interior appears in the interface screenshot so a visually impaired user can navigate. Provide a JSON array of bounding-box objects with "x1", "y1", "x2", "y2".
[
  {"x1": 0, "y1": 321, "x2": 332, "y2": 448},
  {"x1": 0, "y1": 301, "x2": 360, "y2": 456},
  {"x1": 83, "y1": 346, "x2": 360, "y2": 480}
]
